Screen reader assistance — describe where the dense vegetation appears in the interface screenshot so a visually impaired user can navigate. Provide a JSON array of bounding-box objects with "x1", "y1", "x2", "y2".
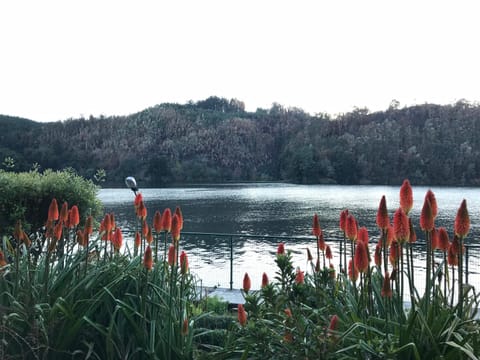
[
  {"x1": 2, "y1": 97, "x2": 480, "y2": 186},
  {"x1": 1, "y1": 181, "x2": 479, "y2": 358}
]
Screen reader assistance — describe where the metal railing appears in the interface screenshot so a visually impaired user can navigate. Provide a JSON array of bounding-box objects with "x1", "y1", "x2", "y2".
[{"x1": 173, "y1": 231, "x2": 480, "y2": 291}]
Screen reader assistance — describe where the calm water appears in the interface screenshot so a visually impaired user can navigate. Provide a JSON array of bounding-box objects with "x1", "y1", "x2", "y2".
[{"x1": 99, "y1": 183, "x2": 480, "y2": 291}]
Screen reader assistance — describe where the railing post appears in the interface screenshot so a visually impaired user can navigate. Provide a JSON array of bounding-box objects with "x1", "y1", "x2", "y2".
[
  {"x1": 230, "y1": 235, "x2": 233, "y2": 290},
  {"x1": 465, "y1": 245, "x2": 469, "y2": 284}
]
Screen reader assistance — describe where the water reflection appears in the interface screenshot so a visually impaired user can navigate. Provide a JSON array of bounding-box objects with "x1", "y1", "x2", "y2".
[{"x1": 99, "y1": 183, "x2": 480, "y2": 291}]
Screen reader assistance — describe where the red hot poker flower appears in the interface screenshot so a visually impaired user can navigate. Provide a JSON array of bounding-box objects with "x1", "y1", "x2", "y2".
[
  {"x1": 393, "y1": 208, "x2": 410, "y2": 244},
  {"x1": 182, "y1": 318, "x2": 189, "y2": 336},
  {"x1": 312, "y1": 213, "x2": 321, "y2": 237},
  {"x1": 374, "y1": 242, "x2": 382, "y2": 267},
  {"x1": 318, "y1": 232, "x2": 326, "y2": 251},
  {"x1": 134, "y1": 193, "x2": 143, "y2": 208},
  {"x1": 399, "y1": 179, "x2": 413, "y2": 215},
  {"x1": 420, "y1": 198, "x2": 434, "y2": 232},
  {"x1": 161, "y1": 208, "x2": 172, "y2": 232},
  {"x1": 0, "y1": 250, "x2": 7, "y2": 266},
  {"x1": 48, "y1": 198, "x2": 59, "y2": 222},
  {"x1": 180, "y1": 251, "x2": 189, "y2": 275},
  {"x1": 454, "y1": 199, "x2": 470, "y2": 238},
  {"x1": 325, "y1": 245, "x2": 333, "y2": 260},
  {"x1": 238, "y1": 304, "x2": 247, "y2": 327},
  {"x1": 60, "y1": 201, "x2": 69, "y2": 224},
  {"x1": 134, "y1": 231, "x2": 141, "y2": 248},
  {"x1": 112, "y1": 227, "x2": 123, "y2": 251},
  {"x1": 447, "y1": 242, "x2": 458, "y2": 266},
  {"x1": 243, "y1": 272, "x2": 251, "y2": 293},
  {"x1": 329, "y1": 314, "x2": 339, "y2": 332},
  {"x1": 357, "y1": 226, "x2": 369, "y2": 244},
  {"x1": 389, "y1": 241, "x2": 400, "y2": 267},
  {"x1": 277, "y1": 242, "x2": 285, "y2": 256},
  {"x1": 436, "y1": 227, "x2": 450, "y2": 252},
  {"x1": 425, "y1": 190, "x2": 438, "y2": 219},
  {"x1": 171, "y1": 214, "x2": 181, "y2": 242},
  {"x1": 69, "y1": 205, "x2": 80, "y2": 227},
  {"x1": 408, "y1": 218, "x2": 417, "y2": 243},
  {"x1": 354, "y1": 240, "x2": 369, "y2": 273},
  {"x1": 345, "y1": 214, "x2": 358, "y2": 241},
  {"x1": 306, "y1": 247, "x2": 313, "y2": 262},
  {"x1": 153, "y1": 210, "x2": 162, "y2": 233},
  {"x1": 144, "y1": 245, "x2": 153, "y2": 271},
  {"x1": 261, "y1": 272, "x2": 269, "y2": 288},
  {"x1": 295, "y1": 267, "x2": 305, "y2": 284},
  {"x1": 376, "y1": 196, "x2": 389, "y2": 230},
  {"x1": 85, "y1": 215, "x2": 93, "y2": 235},
  {"x1": 137, "y1": 201, "x2": 147, "y2": 220},
  {"x1": 174, "y1": 206, "x2": 183, "y2": 230}
]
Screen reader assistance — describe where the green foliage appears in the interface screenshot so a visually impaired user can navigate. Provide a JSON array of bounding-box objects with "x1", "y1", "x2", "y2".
[
  {"x1": 0, "y1": 169, "x2": 102, "y2": 233},
  {"x1": 4, "y1": 99, "x2": 480, "y2": 186}
]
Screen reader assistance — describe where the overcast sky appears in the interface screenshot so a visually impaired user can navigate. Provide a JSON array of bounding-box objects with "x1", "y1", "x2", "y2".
[{"x1": 1, "y1": 0, "x2": 479, "y2": 122}]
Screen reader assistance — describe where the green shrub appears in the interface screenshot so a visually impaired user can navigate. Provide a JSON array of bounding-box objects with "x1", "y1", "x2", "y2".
[{"x1": 0, "y1": 168, "x2": 102, "y2": 233}]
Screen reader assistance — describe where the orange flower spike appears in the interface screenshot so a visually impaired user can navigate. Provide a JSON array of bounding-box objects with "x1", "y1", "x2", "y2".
[
  {"x1": 153, "y1": 210, "x2": 162, "y2": 233},
  {"x1": 376, "y1": 195, "x2": 389, "y2": 230},
  {"x1": 312, "y1": 213, "x2": 321, "y2": 237},
  {"x1": 420, "y1": 198, "x2": 434, "y2": 231},
  {"x1": 0, "y1": 250, "x2": 7, "y2": 266},
  {"x1": 339, "y1": 209, "x2": 349, "y2": 232},
  {"x1": 180, "y1": 251, "x2": 189, "y2": 275},
  {"x1": 329, "y1": 314, "x2": 339, "y2": 331},
  {"x1": 451, "y1": 235, "x2": 463, "y2": 255},
  {"x1": 110, "y1": 213, "x2": 116, "y2": 230},
  {"x1": 306, "y1": 247, "x2": 313, "y2": 262},
  {"x1": 425, "y1": 189, "x2": 438, "y2": 219},
  {"x1": 437, "y1": 227, "x2": 450, "y2": 252},
  {"x1": 60, "y1": 201, "x2": 69, "y2": 224},
  {"x1": 447, "y1": 242, "x2": 458, "y2": 266},
  {"x1": 54, "y1": 222, "x2": 63, "y2": 241},
  {"x1": 137, "y1": 200, "x2": 147, "y2": 220},
  {"x1": 354, "y1": 240, "x2": 369, "y2": 273},
  {"x1": 144, "y1": 245, "x2": 153, "y2": 271},
  {"x1": 168, "y1": 244, "x2": 176, "y2": 266},
  {"x1": 454, "y1": 199, "x2": 470, "y2": 238},
  {"x1": 69, "y1": 205, "x2": 80, "y2": 227},
  {"x1": 261, "y1": 272, "x2": 269, "y2": 288},
  {"x1": 399, "y1": 179, "x2": 413, "y2": 215},
  {"x1": 348, "y1": 259, "x2": 358, "y2": 282},
  {"x1": 85, "y1": 215, "x2": 93, "y2": 235},
  {"x1": 357, "y1": 226, "x2": 369, "y2": 244},
  {"x1": 48, "y1": 198, "x2": 59, "y2": 222},
  {"x1": 408, "y1": 218, "x2": 417, "y2": 243},
  {"x1": 243, "y1": 272, "x2": 251, "y2": 293},
  {"x1": 393, "y1": 208, "x2": 410, "y2": 244},
  {"x1": 171, "y1": 214, "x2": 181, "y2": 242},
  {"x1": 345, "y1": 214, "x2": 358, "y2": 241},
  {"x1": 381, "y1": 272, "x2": 393, "y2": 298},
  {"x1": 295, "y1": 267, "x2": 305, "y2": 284},
  {"x1": 237, "y1": 304, "x2": 247, "y2": 327},
  {"x1": 142, "y1": 220, "x2": 149, "y2": 237},
  {"x1": 161, "y1": 208, "x2": 172, "y2": 232},
  {"x1": 284, "y1": 308, "x2": 292, "y2": 318},
  {"x1": 277, "y1": 242, "x2": 285, "y2": 255},
  {"x1": 325, "y1": 245, "x2": 333, "y2": 260},
  {"x1": 174, "y1": 206, "x2": 183, "y2": 230},
  {"x1": 134, "y1": 193, "x2": 143, "y2": 208},
  {"x1": 112, "y1": 227, "x2": 123, "y2": 251},
  {"x1": 103, "y1": 214, "x2": 112, "y2": 233},
  {"x1": 134, "y1": 231, "x2": 141, "y2": 248}
]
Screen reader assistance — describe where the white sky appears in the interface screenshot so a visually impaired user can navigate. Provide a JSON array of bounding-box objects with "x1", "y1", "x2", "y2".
[{"x1": 1, "y1": 0, "x2": 479, "y2": 122}]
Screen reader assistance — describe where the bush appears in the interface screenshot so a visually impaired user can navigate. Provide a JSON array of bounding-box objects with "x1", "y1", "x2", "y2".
[{"x1": 0, "y1": 168, "x2": 102, "y2": 233}]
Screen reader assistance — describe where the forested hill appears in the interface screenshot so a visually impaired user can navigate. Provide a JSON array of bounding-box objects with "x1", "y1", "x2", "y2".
[{"x1": 1, "y1": 97, "x2": 480, "y2": 186}]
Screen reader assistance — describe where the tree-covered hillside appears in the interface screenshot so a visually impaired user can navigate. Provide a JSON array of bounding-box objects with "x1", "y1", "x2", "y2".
[{"x1": 1, "y1": 97, "x2": 480, "y2": 186}]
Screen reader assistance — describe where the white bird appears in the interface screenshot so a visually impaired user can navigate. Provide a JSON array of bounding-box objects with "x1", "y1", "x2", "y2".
[{"x1": 125, "y1": 176, "x2": 138, "y2": 195}]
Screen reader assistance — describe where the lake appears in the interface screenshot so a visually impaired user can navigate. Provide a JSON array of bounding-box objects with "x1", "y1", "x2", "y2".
[{"x1": 98, "y1": 183, "x2": 480, "y2": 292}]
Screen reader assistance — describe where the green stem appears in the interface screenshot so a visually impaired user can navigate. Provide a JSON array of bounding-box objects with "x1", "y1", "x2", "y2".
[
  {"x1": 425, "y1": 231, "x2": 432, "y2": 311},
  {"x1": 458, "y1": 236, "x2": 464, "y2": 317}
]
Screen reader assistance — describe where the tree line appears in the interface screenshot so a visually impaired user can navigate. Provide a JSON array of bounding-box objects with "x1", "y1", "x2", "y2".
[{"x1": 1, "y1": 96, "x2": 480, "y2": 186}]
